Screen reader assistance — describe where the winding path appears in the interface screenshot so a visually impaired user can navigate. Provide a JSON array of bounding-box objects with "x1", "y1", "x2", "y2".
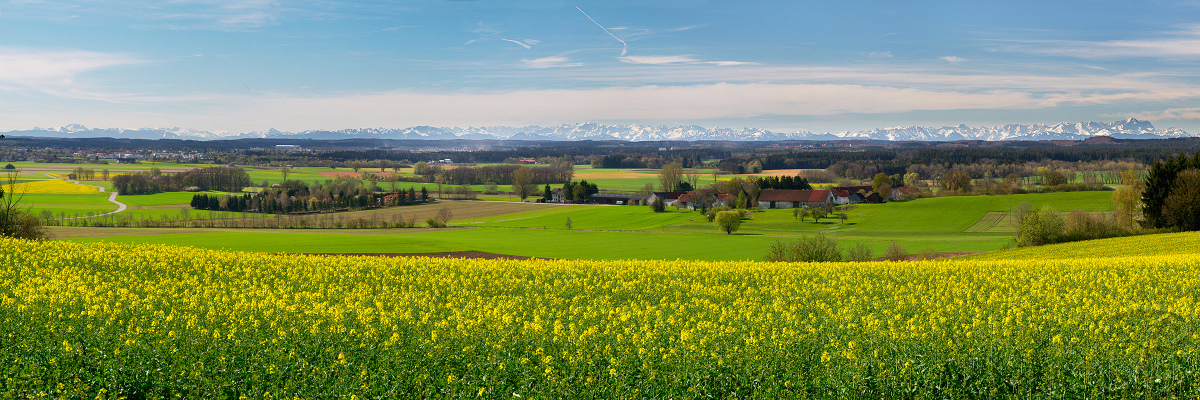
[{"x1": 40, "y1": 173, "x2": 127, "y2": 220}]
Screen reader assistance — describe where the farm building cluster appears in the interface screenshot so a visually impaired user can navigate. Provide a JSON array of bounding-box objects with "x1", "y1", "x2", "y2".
[{"x1": 544, "y1": 186, "x2": 908, "y2": 209}]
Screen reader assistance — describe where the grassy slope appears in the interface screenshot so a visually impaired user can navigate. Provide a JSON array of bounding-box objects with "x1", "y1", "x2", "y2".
[
  {"x1": 64, "y1": 193, "x2": 1111, "y2": 260},
  {"x1": 20, "y1": 193, "x2": 118, "y2": 216},
  {"x1": 968, "y1": 231, "x2": 1200, "y2": 260}
]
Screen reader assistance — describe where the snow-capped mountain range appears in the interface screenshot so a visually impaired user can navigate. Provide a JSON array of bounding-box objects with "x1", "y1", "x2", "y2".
[{"x1": 6, "y1": 118, "x2": 1192, "y2": 142}]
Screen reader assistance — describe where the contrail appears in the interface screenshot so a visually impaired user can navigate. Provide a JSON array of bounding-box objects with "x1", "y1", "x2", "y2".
[
  {"x1": 576, "y1": 6, "x2": 627, "y2": 56},
  {"x1": 500, "y1": 38, "x2": 532, "y2": 49}
]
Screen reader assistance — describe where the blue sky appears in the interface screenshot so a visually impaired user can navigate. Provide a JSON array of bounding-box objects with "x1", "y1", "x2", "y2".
[{"x1": 3, "y1": 0, "x2": 1200, "y2": 134}]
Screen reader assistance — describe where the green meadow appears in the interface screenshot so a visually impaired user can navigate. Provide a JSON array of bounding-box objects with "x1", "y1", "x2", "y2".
[
  {"x1": 55, "y1": 191, "x2": 1114, "y2": 260},
  {"x1": 5, "y1": 161, "x2": 1121, "y2": 260}
]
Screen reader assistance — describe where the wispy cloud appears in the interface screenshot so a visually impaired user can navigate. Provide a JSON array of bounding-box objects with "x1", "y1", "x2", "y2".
[
  {"x1": 465, "y1": 23, "x2": 538, "y2": 49},
  {"x1": 366, "y1": 26, "x2": 419, "y2": 33},
  {"x1": 619, "y1": 55, "x2": 697, "y2": 65},
  {"x1": 940, "y1": 56, "x2": 967, "y2": 64},
  {"x1": 499, "y1": 38, "x2": 532, "y2": 49},
  {"x1": 867, "y1": 51, "x2": 894, "y2": 59},
  {"x1": 1121, "y1": 107, "x2": 1200, "y2": 121},
  {"x1": 163, "y1": 83, "x2": 1087, "y2": 131},
  {"x1": 522, "y1": 56, "x2": 582, "y2": 69},
  {"x1": 999, "y1": 24, "x2": 1200, "y2": 59},
  {"x1": 619, "y1": 55, "x2": 755, "y2": 66},
  {"x1": 0, "y1": 47, "x2": 142, "y2": 99}
]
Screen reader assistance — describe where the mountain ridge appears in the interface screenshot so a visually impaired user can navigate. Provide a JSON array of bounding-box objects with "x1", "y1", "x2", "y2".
[{"x1": 7, "y1": 118, "x2": 1192, "y2": 142}]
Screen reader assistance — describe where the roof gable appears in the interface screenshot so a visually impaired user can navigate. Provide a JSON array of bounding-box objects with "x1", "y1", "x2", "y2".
[{"x1": 758, "y1": 189, "x2": 832, "y2": 202}]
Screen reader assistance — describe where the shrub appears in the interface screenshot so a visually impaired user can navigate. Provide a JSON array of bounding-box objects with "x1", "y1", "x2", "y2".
[
  {"x1": 884, "y1": 241, "x2": 908, "y2": 261},
  {"x1": 917, "y1": 247, "x2": 939, "y2": 260},
  {"x1": 765, "y1": 232, "x2": 842, "y2": 262},
  {"x1": 425, "y1": 218, "x2": 446, "y2": 228},
  {"x1": 846, "y1": 243, "x2": 872, "y2": 261},
  {"x1": 1015, "y1": 206, "x2": 1065, "y2": 247}
]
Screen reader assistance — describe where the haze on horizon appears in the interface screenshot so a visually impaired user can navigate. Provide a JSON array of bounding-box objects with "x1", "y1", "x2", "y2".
[{"x1": 2, "y1": 0, "x2": 1200, "y2": 135}]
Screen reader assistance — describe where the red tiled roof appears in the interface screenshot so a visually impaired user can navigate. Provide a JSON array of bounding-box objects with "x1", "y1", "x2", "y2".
[
  {"x1": 831, "y1": 189, "x2": 851, "y2": 198},
  {"x1": 678, "y1": 192, "x2": 735, "y2": 203},
  {"x1": 757, "y1": 189, "x2": 831, "y2": 202},
  {"x1": 653, "y1": 191, "x2": 688, "y2": 200}
]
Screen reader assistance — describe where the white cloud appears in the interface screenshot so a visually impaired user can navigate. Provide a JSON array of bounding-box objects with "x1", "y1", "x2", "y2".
[
  {"x1": 618, "y1": 55, "x2": 754, "y2": 66},
  {"x1": 1000, "y1": 24, "x2": 1200, "y2": 59},
  {"x1": 94, "y1": 82, "x2": 1175, "y2": 132},
  {"x1": 619, "y1": 55, "x2": 698, "y2": 65},
  {"x1": 1122, "y1": 107, "x2": 1200, "y2": 121},
  {"x1": 1, "y1": 0, "x2": 287, "y2": 31},
  {"x1": 522, "y1": 56, "x2": 582, "y2": 69},
  {"x1": 940, "y1": 56, "x2": 967, "y2": 64},
  {"x1": 0, "y1": 47, "x2": 141, "y2": 98}
]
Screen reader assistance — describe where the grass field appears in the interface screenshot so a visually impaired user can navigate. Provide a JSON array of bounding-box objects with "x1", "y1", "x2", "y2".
[
  {"x1": 6, "y1": 237, "x2": 1200, "y2": 397},
  {"x1": 46, "y1": 191, "x2": 1114, "y2": 260},
  {"x1": 3, "y1": 161, "x2": 1120, "y2": 259},
  {"x1": 970, "y1": 231, "x2": 1200, "y2": 260}
]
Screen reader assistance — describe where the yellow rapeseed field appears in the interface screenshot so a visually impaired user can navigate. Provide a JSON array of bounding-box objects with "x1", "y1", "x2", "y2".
[
  {"x1": 2, "y1": 237, "x2": 1199, "y2": 397},
  {"x1": 8, "y1": 178, "x2": 100, "y2": 194},
  {"x1": 974, "y1": 231, "x2": 1200, "y2": 261}
]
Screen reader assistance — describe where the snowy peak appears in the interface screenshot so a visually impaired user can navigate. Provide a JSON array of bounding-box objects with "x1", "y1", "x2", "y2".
[
  {"x1": 4, "y1": 119, "x2": 1194, "y2": 142},
  {"x1": 832, "y1": 118, "x2": 1190, "y2": 141}
]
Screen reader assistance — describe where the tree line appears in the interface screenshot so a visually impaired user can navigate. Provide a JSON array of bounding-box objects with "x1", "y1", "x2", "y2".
[
  {"x1": 192, "y1": 177, "x2": 431, "y2": 214},
  {"x1": 112, "y1": 166, "x2": 251, "y2": 195},
  {"x1": 429, "y1": 164, "x2": 575, "y2": 185}
]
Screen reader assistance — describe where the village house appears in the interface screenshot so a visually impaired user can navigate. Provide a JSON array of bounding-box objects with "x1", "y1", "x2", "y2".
[
  {"x1": 588, "y1": 193, "x2": 651, "y2": 205},
  {"x1": 831, "y1": 189, "x2": 862, "y2": 205},
  {"x1": 649, "y1": 191, "x2": 687, "y2": 207},
  {"x1": 832, "y1": 185, "x2": 889, "y2": 204},
  {"x1": 892, "y1": 186, "x2": 921, "y2": 200},
  {"x1": 676, "y1": 191, "x2": 735, "y2": 210},
  {"x1": 550, "y1": 188, "x2": 566, "y2": 203},
  {"x1": 756, "y1": 189, "x2": 835, "y2": 209}
]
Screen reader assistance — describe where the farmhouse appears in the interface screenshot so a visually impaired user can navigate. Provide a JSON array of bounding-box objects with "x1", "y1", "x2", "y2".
[
  {"x1": 892, "y1": 186, "x2": 921, "y2": 200},
  {"x1": 649, "y1": 191, "x2": 687, "y2": 207},
  {"x1": 831, "y1": 189, "x2": 863, "y2": 205},
  {"x1": 676, "y1": 191, "x2": 735, "y2": 210},
  {"x1": 756, "y1": 189, "x2": 834, "y2": 209},
  {"x1": 550, "y1": 188, "x2": 566, "y2": 203},
  {"x1": 832, "y1": 185, "x2": 888, "y2": 204},
  {"x1": 588, "y1": 193, "x2": 651, "y2": 205}
]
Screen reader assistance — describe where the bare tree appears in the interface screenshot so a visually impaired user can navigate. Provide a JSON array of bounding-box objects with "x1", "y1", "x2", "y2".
[
  {"x1": 386, "y1": 174, "x2": 399, "y2": 193},
  {"x1": 0, "y1": 169, "x2": 49, "y2": 240},
  {"x1": 685, "y1": 168, "x2": 702, "y2": 189},
  {"x1": 511, "y1": 166, "x2": 536, "y2": 200},
  {"x1": 658, "y1": 162, "x2": 683, "y2": 192},
  {"x1": 638, "y1": 183, "x2": 655, "y2": 195},
  {"x1": 435, "y1": 207, "x2": 453, "y2": 224}
]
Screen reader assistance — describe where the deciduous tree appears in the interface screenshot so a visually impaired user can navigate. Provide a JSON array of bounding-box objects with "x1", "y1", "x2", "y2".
[
  {"x1": 511, "y1": 166, "x2": 536, "y2": 200},
  {"x1": 714, "y1": 211, "x2": 741, "y2": 234},
  {"x1": 658, "y1": 162, "x2": 683, "y2": 192}
]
